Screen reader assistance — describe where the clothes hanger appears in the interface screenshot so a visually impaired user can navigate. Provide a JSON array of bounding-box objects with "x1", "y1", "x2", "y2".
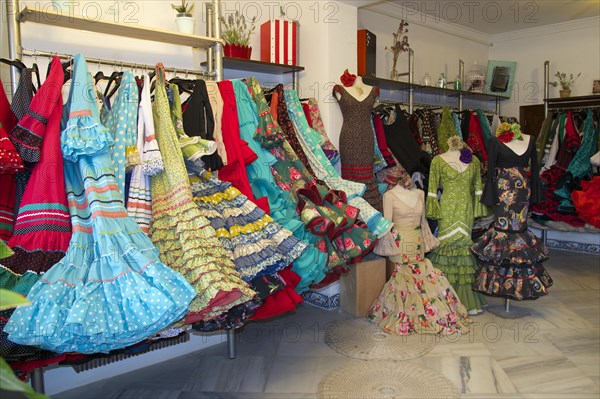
[
  {"x1": 104, "y1": 62, "x2": 124, "y2": 100},
  {"x1": 0, "y1": 58, "x2": 27, "y2": 71}
]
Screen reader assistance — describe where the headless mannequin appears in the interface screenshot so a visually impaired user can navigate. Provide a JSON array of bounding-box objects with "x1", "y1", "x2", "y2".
[
  {"x1": 503, "y1": 133, "x2": 530, "y2": 156},
  {"x1": 391, "y1": 184, "x2": 421, "y2": 208},
  {"x1": 334, "y1": 76, "x2": 376, "y2": 102},
  {"x1": 440, "y1": 149, "x2": 469, "y2": 173}
]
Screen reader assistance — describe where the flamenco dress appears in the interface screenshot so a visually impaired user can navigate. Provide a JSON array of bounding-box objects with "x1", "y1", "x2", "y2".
[
  {"x1": 100, "y1": 70, "x2": 138, "y2": 200},
  {"x1": 170, "y1": 83, "x2": 306, "y2": 281},
  {"x1": 127, "y1": 73, "x2": 164, "y2": 234},
  {"x1": 148, "y1": 67, "x2": 255, "y2": 325},
  {"x1": 305, "y1": 98, "x2": 340, "y2": 165},
  {"x1": 0, "y1": 77, "x2": 21, "y2": 243},
  {"x1": 248, "y1": 80, "x2": 378, "y2": 280},
  {"x1": 426, "y1": 155, "x2": 488, "y2": 312},
  {"x1": 369, "y1": 187, "x2": 470, "y2": 335},
  {"x1": 231, "y1": 79, "x2": 327, "y2": 292},
  {"x1": 214, "y1": 80, "x2": 269, "y2": 212},
  {"x1": 0, "y1": 57, "x2": 68, "y2": 360},
  {"x1": 472, "y1": 136, "x2": 552, "y2": 300},
  {"x1": 531, "y1": 112, "x2": 583, "y2": 225},
  {"x1": 5, "y1": 55, "x2": 196, "y2": 354},
  {"x1": 286, "y1": 88, "x2": 392, "y2": 238},
  {"x1": 553, "y1": 110, "x2": 598, "y2": 215},
  {"x1": 572, "y1": 176, "x2": 600, "y2": 228}
]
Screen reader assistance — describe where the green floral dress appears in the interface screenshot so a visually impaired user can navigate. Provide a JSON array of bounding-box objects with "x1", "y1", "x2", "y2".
[
  {"x1": 149, "y1": 67, "x2": 256, "y2": 324},
  {"x1": 426, "y1": 155, "x2": 488, "y2": 312}
]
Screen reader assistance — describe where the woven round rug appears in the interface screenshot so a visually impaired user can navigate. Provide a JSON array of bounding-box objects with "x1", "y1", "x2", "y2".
[
  {"x1": 318, "y1": 361, "x2": 460, "y2": 399},
  {"x1": 324, "y1": 318, "x2": 435, "y2": 360}
]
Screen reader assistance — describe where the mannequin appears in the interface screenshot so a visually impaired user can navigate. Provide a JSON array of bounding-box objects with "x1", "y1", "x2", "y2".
[
  {"x1": 472, "y1": 123, "x2": 552, "y2": 300},
  {"x1": 389, "y1": 184, "x2": 421, "y2": 208},
  {"x1": 439, "y1": 147, "x2": 469, "y2": 172},
  {"x1": 369, "y1": 173, "x2": 470, "y2": 335},
  {"x1": 439, "y1": 135, "x2": 470, "y2": 172},
  {"x1": 503, "y1": 133, "x2": 531, "y2": 155},
  {"x1": 426, "y1": 136, "x2": 488, "y2": 314},
  {"x1": 333, "y1": 70, "x2": 383, "y2": 212},
  {"x1": 334, "y1": 75, "x2": 375, "y2": 102}
]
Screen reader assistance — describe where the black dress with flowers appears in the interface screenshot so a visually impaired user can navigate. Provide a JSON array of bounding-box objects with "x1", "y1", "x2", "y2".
[{"x1": 471, "y1": 136, "x2": 552, "y2": 300}]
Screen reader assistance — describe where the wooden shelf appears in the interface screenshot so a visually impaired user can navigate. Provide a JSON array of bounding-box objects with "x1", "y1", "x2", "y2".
[
  {"x1": 18, "y1": 6, "x2": 222, "y2": 49},
  {"x1": 361, "y1": 75, "x2": 510, "y2": 101},
  {"x1": 203, "y1": 57, "x2": 304, "y2": 74},
  {"x1": 546, "y1": 95, "x2": 600, "y2": 109}
]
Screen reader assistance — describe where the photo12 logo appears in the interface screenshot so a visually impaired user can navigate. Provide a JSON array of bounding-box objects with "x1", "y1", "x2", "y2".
[{"x1": 397, "y1": 1, "x2": 540, "y2": 25}]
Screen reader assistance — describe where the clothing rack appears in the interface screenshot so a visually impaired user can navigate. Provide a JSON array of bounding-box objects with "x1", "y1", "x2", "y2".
[
  {"x1": 543, "y1": 60, "x2": 600, "y2": 116},
  {"x1": 4, "y1": 0, "x2": 246, "y2": 395},
  {"x1": 21, "y1": 48, "x2": 216, "y2": 79}
]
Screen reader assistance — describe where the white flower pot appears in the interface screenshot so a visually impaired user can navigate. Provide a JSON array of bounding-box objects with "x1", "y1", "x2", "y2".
[{"x1": 175, "y1": 16, "x2": 195, "y2": 34}]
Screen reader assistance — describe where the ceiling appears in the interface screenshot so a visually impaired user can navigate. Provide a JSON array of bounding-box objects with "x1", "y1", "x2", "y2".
[{"x1": 356, "y1": 0, "x2": 600, "y2": 35}]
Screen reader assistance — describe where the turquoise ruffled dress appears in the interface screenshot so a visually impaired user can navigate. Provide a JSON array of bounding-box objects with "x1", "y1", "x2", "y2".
[{"x1": 231, "y1": 80, "x2": 327, "y2": 292}]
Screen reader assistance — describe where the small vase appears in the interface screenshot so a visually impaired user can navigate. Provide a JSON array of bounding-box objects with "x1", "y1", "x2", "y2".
[
  {"x1": 390, "y1": 69, "x2": 399, "y2": 81},
  {"x1": 175, "y1": 16, "x2": 195, "y2": 34},
  {"x1": 559, "y1": 89, "x2": 571, "y2": 98}
]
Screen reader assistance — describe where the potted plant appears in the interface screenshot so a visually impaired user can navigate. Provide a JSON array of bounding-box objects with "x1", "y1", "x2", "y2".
[
  {"x1": 386, "y1": 20, "x2": 410, "y2": 80},
  {"x1": 554, "y1": 71, "x2": 581, "y2": 98},
  {"x1": 172, "y1": 1, "x2": 195, "y2": 34},
  {"x1": 221, "y1": 11, "x2": 256, "y2": 60}
]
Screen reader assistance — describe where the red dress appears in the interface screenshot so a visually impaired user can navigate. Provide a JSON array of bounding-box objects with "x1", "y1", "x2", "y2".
[
  {"x1": 0, "y1": 57, "x2": 69, "y2": 370},
  {"x1": 216, "y1": 80, "x2": 270, "y2": 214},
  {"x1": 0, "y1": 81, "x2": 21, "y2": 242}
]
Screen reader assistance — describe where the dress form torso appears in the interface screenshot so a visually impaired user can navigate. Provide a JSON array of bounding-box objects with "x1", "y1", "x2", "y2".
[
  {"x1": 439, "y1": 149, "x2": 468, "y2": 172},
  {"x1": 334, "y1": 76, "x2": 373, "y2": 102},
  {"x1": 503, "y1": 134, "x2": 530, "y2": 156},
  {"x1": 333, "y1": 76, "x2": 383, "y2": 212}
]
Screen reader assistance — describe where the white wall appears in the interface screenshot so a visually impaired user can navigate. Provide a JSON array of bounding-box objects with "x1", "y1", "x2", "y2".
[
  {"x1": 358, "y1": 6, "x2": 491, "y2": 91},
  {"x1": 490, "y1": 16, "x2": 600, "y2": 118}
]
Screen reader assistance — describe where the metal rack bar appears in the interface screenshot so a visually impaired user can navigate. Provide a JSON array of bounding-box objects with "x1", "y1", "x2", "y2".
[
  {"x1": 31, "y1": 368, "x2": 45, "y2": 394},
  {"x1": 544, "y1": 60, "x2": 551, "y2": 117},
  {"x1": 20, "y1": 48, "x2": 215, "y2": 79},
  {"x1": 6, "y1": 0, "x2": 22, "y2": 95},
  {"x1": 408, "y1": 49, "x2": 414, "y2": 113},
  {"x1": 212, "y1": 0, "x2": 223, "y2": 81},
  {"x1": 227, "y1": 329, "x2": 237, "y2": 359}
]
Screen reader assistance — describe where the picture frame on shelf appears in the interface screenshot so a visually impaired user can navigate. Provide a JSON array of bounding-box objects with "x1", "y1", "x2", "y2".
[
  {"x1": 484, "y1": 60, "x2": 516, "y2": 98},
  {"x1": 593, "y1": 80, "x2": 600, "y2": 94}
]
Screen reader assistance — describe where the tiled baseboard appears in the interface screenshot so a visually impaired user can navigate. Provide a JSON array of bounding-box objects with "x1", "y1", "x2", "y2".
[
  {"x1": 301, "y1": 291, "x2": 340, "y2": 310},
  {"x1": 546, "y1": 239, "x2": 600, "y2": 254}
]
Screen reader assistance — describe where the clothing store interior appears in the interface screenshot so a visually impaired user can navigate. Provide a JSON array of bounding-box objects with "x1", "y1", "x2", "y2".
[{"x1": 0, "y1": 1, "x2": 599, "y2": 398}]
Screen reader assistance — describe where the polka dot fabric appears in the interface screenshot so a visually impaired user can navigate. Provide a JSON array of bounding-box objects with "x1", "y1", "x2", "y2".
[{"x1": 100, "y1": 71, "x2": 139, "y2": 202}]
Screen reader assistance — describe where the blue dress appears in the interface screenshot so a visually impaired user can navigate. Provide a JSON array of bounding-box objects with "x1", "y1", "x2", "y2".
[{"x1": 5, "y1": 54, "x2": 196, "y2": 354}]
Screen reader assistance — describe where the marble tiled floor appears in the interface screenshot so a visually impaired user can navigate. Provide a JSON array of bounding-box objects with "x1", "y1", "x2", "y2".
[{"x1": 55, "y1": 250, "x2": 599, "y2": 399}]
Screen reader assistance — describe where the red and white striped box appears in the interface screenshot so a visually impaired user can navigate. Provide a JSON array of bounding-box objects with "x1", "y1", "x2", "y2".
[{"x1": 260, "y1": 19, "x2": 298, "y2": 66}]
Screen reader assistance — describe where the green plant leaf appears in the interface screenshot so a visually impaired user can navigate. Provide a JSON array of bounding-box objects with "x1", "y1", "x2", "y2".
[
  {"x1": 0, "y1": 358, "x2": 50, "y2": 399},
  {"x1": 0, "y1": 289, "x2": 29, "y2": 311}
]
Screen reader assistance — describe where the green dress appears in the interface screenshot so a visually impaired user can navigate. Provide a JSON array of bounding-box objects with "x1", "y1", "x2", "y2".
[
  {"x1": 149, "y1": 67, "x2": 256, "y2": 324},
  {"x1": 426, "y1": 155, "x2": 488, "y2": 312}
]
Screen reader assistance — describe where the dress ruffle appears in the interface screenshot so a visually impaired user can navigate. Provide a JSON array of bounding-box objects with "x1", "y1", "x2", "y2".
[
  {"x1": 188, "y1": 167, "x2": 307, "y2": 281},
  {"x1": 0, "y1": 133, "x2": 24, "y2": 174},
  {"x1": 369, "y1": 258, "x2": 470, "y2": 335},
  {"x1": 150, "y1": 196, "x2": 257, "y2": 323},
  {"x1": 5, "y1": 228, "x2": 195, "y2": 354},
  {"x1": 427, "y1": 248, "x2": 487, "y2": 312},
  {"x1": 61, "y1": 115, "x2": 114, "y2": 162},
  {"x1": 473, "y1": 263, "x2": 553, "y2": 300},
  {"x1": 471, "y1": 228, "x2": 548, "y2": 266}
]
